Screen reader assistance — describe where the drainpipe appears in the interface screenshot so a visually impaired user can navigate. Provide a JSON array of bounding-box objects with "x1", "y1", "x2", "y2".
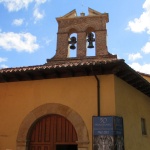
[
  {"x1": 94, "y1": 74, "x2": 100, "y2": 116},
  {"x1": 91, "y1": 67, "x2": 100, "y2": 116}
]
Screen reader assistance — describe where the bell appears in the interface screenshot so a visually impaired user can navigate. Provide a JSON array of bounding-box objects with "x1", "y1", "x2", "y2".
[
  {"x1": 68, "y1": 36, "x2": 77, "y2": 50},
  {"x1": 87, "y1": 32, "x2": 95, "y2": 49},
  {"x1": 88, "y1": 41, "x2": 94, "y2": 48},
  {"x1": 70, "y1": 44, "x2": 76, "y2": 49}
]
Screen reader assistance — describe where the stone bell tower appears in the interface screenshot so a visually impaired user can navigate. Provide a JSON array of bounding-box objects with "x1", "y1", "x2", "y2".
[{"x1": 47, "y1": 8, "x2": 117, "y2": 64}]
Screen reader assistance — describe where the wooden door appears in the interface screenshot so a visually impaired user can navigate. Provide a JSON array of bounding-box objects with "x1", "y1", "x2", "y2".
[{"x1": 27, "y1": 114, "x2": 78, "y2": 150}]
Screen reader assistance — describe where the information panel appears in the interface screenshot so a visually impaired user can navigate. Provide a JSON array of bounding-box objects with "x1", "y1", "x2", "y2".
[{"x1": 93, "y1": 116, "x2": 124, "y2": 150}]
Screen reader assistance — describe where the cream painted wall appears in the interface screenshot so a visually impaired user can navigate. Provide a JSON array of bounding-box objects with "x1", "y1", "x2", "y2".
[
  {"x1": 100, "y1": 75, "x2": 116, "y2": 116},
  {"x1": 115, "y1": 76, "x2": 150, "y2": 150},
  {"x1": 1, "y1": 74, "x2": 149, "y2": 150},
  {"x1": 0, "y1": 75, "x2": 116, "y2": 150},
  {"x1": 141, "y1": 74, "x2": 150, "y2": 83}
]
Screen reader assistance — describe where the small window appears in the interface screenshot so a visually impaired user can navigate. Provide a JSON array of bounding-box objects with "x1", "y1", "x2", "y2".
[{"x1": 141, "y1": 118, "x2": 147, "y2": 135}]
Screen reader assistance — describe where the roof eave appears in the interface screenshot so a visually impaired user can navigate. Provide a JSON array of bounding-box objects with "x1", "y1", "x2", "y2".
[{"x1": 0, "y1": 59, "x2": 150, "y2": 97}]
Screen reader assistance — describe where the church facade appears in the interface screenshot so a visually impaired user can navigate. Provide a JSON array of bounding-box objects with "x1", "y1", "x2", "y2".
[{"x1": 0, "y1": 8, "x2": 150, "y2": 150}]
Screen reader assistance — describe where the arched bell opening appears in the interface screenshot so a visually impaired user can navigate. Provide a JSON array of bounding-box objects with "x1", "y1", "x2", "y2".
[
  {"x1": 86, "y1": 32, "x2": 96, "y2": 56},
  {"x1": 68, "y1": 32, "x2": 77, "y2": 58},
  {"x1": 26, "y1": 114, "x2": 78, "y2": 150}
]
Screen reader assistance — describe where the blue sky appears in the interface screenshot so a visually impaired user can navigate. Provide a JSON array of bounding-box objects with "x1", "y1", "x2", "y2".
[{"x1": 0, "y1": 0, "x2": 150, "y2": 74}]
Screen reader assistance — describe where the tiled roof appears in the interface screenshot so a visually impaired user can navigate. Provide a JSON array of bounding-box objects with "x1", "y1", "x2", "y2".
[
  {"x1": 0, "y1": 58, "x2": 150, "y2": 97},
  {"x1": 0, "y1": 59, "x2": 120, "y2": 73}
]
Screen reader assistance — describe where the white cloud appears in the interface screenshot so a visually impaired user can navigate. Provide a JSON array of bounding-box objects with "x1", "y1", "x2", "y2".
[
  {"x1": 45, "y1": 39, "x2": 52, "y2": 45},
  {"x1": 33, "y1": 8, "x2": 44, "y2": 23},
  {"x1": 0, "y1": 0, "x2": 48, "y2": 12},
  {"x1": 0, "y1": 32, "x2": 39, "y2": 53},
  {"x1": 127, "y1": 0, "x2": 150, "y2": 34},
  {"x1": 0, "y1": 64, "x2": 8, "y2": 68},
  {"x1": 0, "y1": 0, "x2": 47, "y2": 22},
  {"x1": 33, "y1": 0, "x2": 47, "y2": 23},
  {"x1": 143, "y1": 0, "x2": 150, "y2": 10},
  {"x1": 0, "y1": 57, "x2": 7, "y2": 63},
  {"x1": 12, "y1": 18, "x2": 24, "y2": 26},
  {"x1": 35, "y1": 0, "x2": 47, "y2": 6},
  {"x1": 0, "y1": 0, "x2": 34, "y2": 12},
  {"x1": 0, "y1": 0, "x2": 47, "y2": 12},
  {"x1": 141, "y1": 41, "x2": 150, "y2": 53},
  {"x1": 128, "y1": 52, "x2": 142, "y2": 61},
  {"x1": 129, "y1": 62, "x2": 150, "y2": 74}
]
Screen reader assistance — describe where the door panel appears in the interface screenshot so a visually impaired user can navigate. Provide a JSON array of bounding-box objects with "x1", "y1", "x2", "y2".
[{"x1": 28, "y1": 114, "x2": 77, "y2": 150}]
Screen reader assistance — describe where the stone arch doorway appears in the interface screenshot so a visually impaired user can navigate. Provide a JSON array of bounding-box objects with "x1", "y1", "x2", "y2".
[
  {"x1": 17, "y1": 103, "x2": 89, "y2": 150},
  {"x1": 27, "y1": 114, "x2": 78, "y2": 150}
]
